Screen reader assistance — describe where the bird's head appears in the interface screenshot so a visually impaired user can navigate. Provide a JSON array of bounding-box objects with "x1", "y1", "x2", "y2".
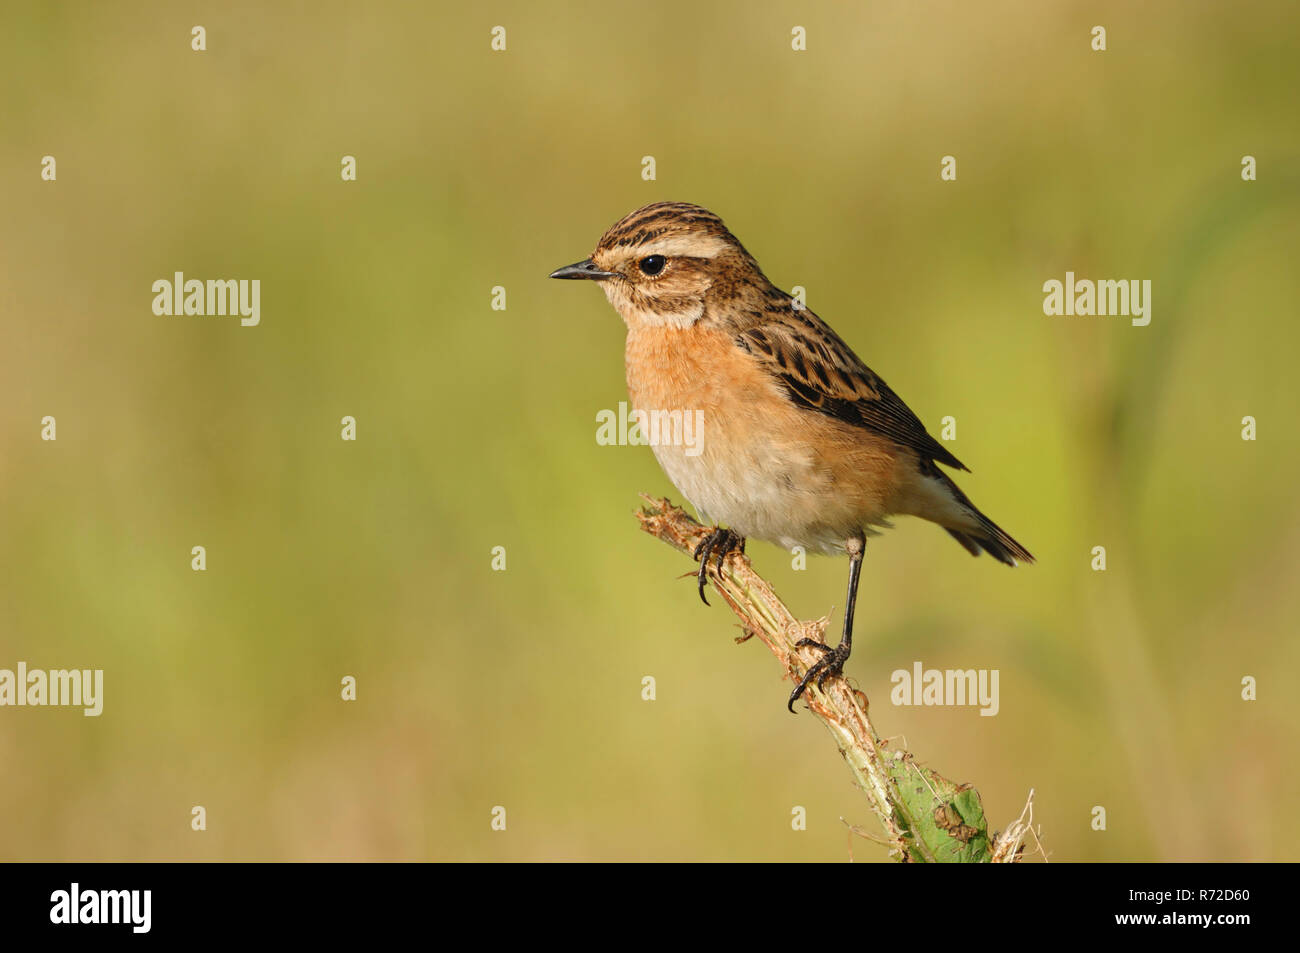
[{"x1": 550, "y1": 202, "x2": 765, "y2": 329}]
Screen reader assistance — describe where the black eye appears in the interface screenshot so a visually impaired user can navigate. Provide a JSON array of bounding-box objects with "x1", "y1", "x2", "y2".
[{"x1": 638, "y1": 255, "x2": 666, "y2": 276}]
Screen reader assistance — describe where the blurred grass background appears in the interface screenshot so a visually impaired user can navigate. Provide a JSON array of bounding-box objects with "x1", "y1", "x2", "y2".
[{"x1": 1, "y1": 0, "x2": 1297, "y2": 861}]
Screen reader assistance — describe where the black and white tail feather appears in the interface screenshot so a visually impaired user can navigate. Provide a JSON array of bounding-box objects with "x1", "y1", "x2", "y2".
[{"x1": 931, "y1": 468, "x2": 1034, "y2": 567}]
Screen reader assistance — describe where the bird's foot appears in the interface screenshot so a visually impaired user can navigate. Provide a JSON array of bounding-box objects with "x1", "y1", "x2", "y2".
[
  {"x1": 692, "y1": 527, "x2": 745, "y2": 606},
  {"x1": 787, "y1": 638, "x2": 851, "y2": 712}
]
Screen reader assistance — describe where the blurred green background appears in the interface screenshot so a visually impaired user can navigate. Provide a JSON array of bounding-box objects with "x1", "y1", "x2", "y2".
[{"x1": 2, "y1": 1, "x2": 1297, "y2": 862}]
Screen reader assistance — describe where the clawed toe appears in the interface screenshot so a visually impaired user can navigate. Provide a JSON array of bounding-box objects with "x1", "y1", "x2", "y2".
[
  {"x1": 787, "y1": 638, "x2": 850, "y2": 712},
  {"x1": 693, "y1": 527, "x2": 745, "y2": 606}
]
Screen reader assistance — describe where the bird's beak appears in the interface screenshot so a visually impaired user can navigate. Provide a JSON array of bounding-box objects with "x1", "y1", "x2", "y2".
[{"x1": 549, "y1": 258, "x2": 616, "y2": 281}]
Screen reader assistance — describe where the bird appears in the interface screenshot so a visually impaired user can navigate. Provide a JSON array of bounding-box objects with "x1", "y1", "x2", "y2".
[{"x1": 550, "y1": 202, "x2": 1033, "y2": 711}]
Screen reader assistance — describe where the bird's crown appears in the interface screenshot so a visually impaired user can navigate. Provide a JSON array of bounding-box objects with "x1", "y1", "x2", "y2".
[{"x1": 594, "y1": 202, "x2": 744, "y2": 260}]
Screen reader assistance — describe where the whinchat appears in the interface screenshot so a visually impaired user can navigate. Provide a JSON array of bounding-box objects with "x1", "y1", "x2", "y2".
[{"x1": 551, "y1": 202, "x2": 1034, "y2": 711}]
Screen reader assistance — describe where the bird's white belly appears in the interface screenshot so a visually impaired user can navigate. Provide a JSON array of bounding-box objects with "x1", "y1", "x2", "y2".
[{"x1": 649, "y1": 434, "x2": 872, "y2": 555}]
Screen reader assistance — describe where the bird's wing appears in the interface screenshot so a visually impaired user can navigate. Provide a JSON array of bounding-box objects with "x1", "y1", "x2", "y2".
[{"x1": 736, "y1": 308, "x2": 968, "y2": 472}]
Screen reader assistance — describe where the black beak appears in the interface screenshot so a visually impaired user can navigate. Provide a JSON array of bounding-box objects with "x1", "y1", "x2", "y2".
[{"x1": 549, "y1": 258, "x2": 616, "y2": 281}]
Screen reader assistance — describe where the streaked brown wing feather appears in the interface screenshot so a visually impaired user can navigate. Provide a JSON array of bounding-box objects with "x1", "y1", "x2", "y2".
[{"x1": 737, "y1": 308, "x2": 968, "y2": 472}]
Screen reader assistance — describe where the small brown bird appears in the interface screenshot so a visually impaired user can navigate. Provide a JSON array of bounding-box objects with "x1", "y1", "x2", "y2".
[{"x1": 551, "y1": 202, "x2": 1033, "y2": 710}]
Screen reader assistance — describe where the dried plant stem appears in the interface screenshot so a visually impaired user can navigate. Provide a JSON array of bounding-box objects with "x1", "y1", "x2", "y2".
[{"x1": 636, "y1": 495, "x2": 1040, "y2": 863}]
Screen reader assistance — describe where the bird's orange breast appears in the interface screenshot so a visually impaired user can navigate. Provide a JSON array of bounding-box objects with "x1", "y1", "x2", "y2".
[{"x1": 623, "y1": 324, "x2": 907, "y2": 553}]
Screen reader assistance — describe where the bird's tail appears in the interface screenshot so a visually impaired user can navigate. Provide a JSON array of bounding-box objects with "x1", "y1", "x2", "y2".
[{"x1": 930, "y1": 469, "x2": 1035, "y2": 567}]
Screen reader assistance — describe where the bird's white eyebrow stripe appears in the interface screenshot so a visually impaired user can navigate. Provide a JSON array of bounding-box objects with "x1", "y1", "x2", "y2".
[{"x1": 633, "y1": 234, "x2": 732, "y2": 259}]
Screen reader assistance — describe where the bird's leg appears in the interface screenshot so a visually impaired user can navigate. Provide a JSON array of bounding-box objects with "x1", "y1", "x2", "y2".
[
  {"x1": 692, "y1": 527, "x2": 746, "y2": 606},
  {"x1": 788, "y1": 535, "x2": 865, "y2": 712}
]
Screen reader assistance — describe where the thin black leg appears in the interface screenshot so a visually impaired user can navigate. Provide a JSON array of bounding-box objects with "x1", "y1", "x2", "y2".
[
  {"x1": 787, "y1": 537, "x2": 865, "y2": 712},
  {"x1": 839, "y1": 546, "x2": 864, "y2": 658}
]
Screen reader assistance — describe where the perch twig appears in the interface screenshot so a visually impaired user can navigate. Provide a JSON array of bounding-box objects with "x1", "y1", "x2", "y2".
[{"x1": 636, "y1": 495, "x2": 1040, "y2": 863}]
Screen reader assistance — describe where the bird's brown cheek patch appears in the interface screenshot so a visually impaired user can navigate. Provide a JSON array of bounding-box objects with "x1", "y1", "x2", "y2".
[
  {"x1": 661, "y1": 263, "x2": 713, "y2": 300},
  {"x1": 638, "y1": 268, "x2": 706, "y2": 306}
]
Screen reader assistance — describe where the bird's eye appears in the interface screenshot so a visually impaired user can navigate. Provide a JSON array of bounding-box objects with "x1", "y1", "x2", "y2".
[{"x1": 638, "y1": 255, "x2": 667, "y2": 276}]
